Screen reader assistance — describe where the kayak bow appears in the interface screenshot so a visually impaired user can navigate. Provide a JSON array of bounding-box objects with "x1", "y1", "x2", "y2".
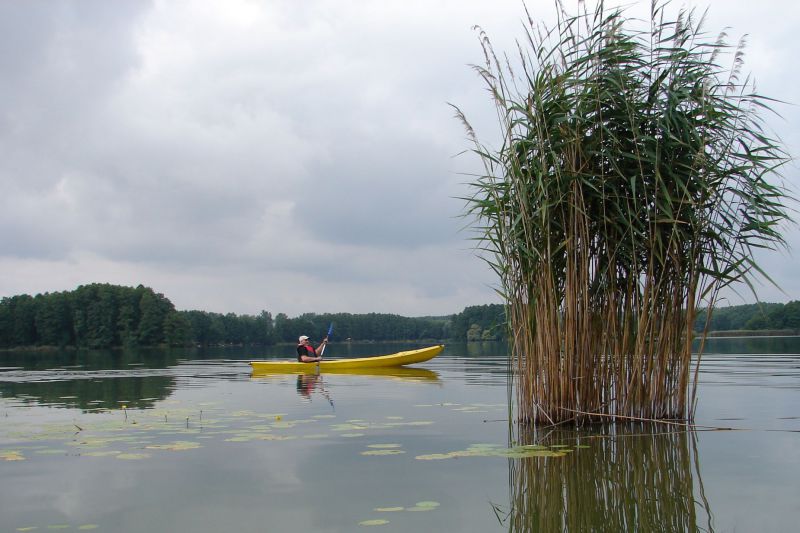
[{"x1": 249, "y1": 344, "x2": 444, "y2": 373}]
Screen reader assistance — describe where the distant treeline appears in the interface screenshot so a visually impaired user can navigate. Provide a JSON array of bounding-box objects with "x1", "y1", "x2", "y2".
[
  {"x1": 0, "y1": 284, "x2": 272, "y2": 349},
  {"x1": 0, "y1": 284, "x2": 506, "y2": 349},
  {"x1": 694, "y1": 301, "x2": 800, "y2": 333}
]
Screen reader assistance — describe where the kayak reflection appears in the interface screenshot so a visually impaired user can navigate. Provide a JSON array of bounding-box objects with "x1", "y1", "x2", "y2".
[{"x1": 252, "y1": 365, "x2": 440, "y2": 382}]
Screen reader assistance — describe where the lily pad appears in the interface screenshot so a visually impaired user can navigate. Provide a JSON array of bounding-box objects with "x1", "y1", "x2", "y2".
[
  {"x1": 406, "y1": 501, "x2": 440, "y2": 512},
  {"x1": 374, "y1": 507, "x2": 404, "y2": 512},
  {"x1": 414, "y1": 501, "x2": 440, "y2": 508},
  {"x1": 116, "y1": 453, "x2": 151, "y2": 460},
  {"x1": 145, "y1": 441, "x2": 202, "y2": 451},
  {"x1": 361, "y1": 449, "x2": 406, "y2": 456},
  {"x1": 415, "y1": 443, "x2": 569, "y2": 460},
  {"x1": 83, "y1": 451, "x2": 121, "y2": 457},
  {"x1": 2, "y1": 450, "x2": 26, "y2": 461},
  {"x1": 358, "y1": 519, "x2": 389, "y2": 526}
]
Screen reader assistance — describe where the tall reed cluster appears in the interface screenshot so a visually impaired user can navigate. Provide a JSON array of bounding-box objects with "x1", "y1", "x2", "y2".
[{"x1": 458, "y1": 1, "x2": 790, "y2": 423}]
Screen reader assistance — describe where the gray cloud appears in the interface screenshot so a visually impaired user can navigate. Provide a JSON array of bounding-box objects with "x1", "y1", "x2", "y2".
[{"x1": 0, "y1": 0, "x2": 797, "y2": 316}]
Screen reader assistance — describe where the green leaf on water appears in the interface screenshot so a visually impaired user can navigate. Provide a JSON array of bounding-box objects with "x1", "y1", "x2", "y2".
[
  {"x1": 415, "y1": 501, "x2": 440, "y2": 508},
  {"x1": 145, "y1": 441, "x2": 201, "y2": 451},
  {"x1": 83, "y1": 451, "x2": 121, "y2": 457},
  {"x1": 257, "y1": 434, "x2": 296, "y2": 441},
  {"x1": 361, "y1": 449, "x2": 406, "y2": 456},
  {"x1": 374, "y1": 507, "x2": 404, "y2": 512},
  {"x1": 78, "y1": 526, "x2": 99, "y2": 530},
  {"x1": 2, "y1": 450, "x2": 25, "y2": 461},
  {"x1": 331, "y1": 423, "x2": 369, "y2": 431},
  {"x1": 366, "y1": 444, "x2": 402, "y2": 449},
  {"x1": 116, "y1": 453, "x2": 150, "y2": 460},
  {"x1": 35, "y1": 449, "x2": 67, "y2": 455},
  {"x1": 415, "y1": 453, "x2": 455, "y2": 460},
  {"x1": 416, "y1": 444, "x2": 569, "y2": 460},
  {"x1": 358, "y1": 519, "x2": 389, "y2": 526}
]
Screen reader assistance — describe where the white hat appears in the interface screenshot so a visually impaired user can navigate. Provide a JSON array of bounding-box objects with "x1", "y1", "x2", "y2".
[{"x1": 298, "y1": 335, "x2": 309, "y2": 342}]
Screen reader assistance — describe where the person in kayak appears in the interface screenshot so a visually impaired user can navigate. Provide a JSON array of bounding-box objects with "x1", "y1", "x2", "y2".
[{"x1": 297, "y1": 335, "x2": 327, "y2": 363}]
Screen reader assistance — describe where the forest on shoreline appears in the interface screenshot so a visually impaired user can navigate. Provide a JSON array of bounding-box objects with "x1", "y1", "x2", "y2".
[
  {"x1": 1, "y1": 283, "x2": 798, "y2": 350},
  {"x1": 0, "y1": 283, "x2": 504, "y2": 350}
]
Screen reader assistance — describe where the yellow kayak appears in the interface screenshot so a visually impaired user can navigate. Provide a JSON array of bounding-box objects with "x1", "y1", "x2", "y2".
[{"x1": 249, "y1": 344, "x2": 444, "y2": 373}]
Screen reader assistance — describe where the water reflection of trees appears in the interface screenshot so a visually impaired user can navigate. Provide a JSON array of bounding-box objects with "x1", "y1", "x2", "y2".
[
  {"x1": 0, "y1": 376, "x2": 174, "y2": 410},
  {"x1": 506, "y1": 425, "x2": 714, "y2": 532}
]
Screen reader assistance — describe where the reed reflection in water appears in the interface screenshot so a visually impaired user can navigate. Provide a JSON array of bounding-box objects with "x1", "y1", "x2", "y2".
[{"x1": 505, "y1": 425, "x2": 714, "y2": 532}]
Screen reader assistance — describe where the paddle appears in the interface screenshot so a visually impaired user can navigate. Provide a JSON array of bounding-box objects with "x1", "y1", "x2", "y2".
[{"x1": 319, "y1": 322, "x2": 334, "y2": 357}]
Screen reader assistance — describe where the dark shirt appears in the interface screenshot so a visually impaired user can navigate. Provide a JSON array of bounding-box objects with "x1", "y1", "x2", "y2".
[{"x1": 297, "y1": 344, "x2": 318, "y2": 362}]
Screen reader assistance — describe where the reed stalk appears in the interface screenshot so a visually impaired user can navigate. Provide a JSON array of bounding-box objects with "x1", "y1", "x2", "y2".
[{"x1": 458, "y1": 1, "x2": 791, "y2": 423}]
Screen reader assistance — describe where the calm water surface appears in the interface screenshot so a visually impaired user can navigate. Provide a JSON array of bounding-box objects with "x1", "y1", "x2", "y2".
[{"x1": 1, "y1": 339, "x2": 798, "y2": 532}]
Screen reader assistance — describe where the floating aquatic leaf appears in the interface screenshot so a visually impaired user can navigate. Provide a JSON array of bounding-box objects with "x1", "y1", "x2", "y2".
[
  {"x1": 83, "y1": 451, "x2": 121, "y2": 457},
  {"x1": 331, "y1": 424, "x2": 368, "y2": 431},
  {"x1": 374, "y1": 507, "x2": 404, "y2": 512},
  {"x1": 358, "y1": 519, "x2": 389, "y2": 526},
  {"x1": 385, "y1": 421, "x2": 433, "y2": 427},
  {"x1": 414, "y1": 501, "x2": 440, "y2": 508},
  {"x1": 78, "y1": 526, "x2": 99, "y2": 530},
  {"x1": 257, "y1": 434, "x2": 296, "y2": 441},
  {"x1": 406, "y1": 506, "x2": 435, "y2": 512},
  {"x1": 340, "y1": 433, "x2": 365, "y2": 438},
  {"x1": 385, "y1": 416, "x2": 404, "y2": 420},
  {"x1": 1, "y1": 450, "x2": 25, "y2": 461},
  {"x1": 366, "y1": 444, "x2": 402, "y2": 449},
  {"x1": 361, "y1": 449, "x2": 406, "y2": 456},
  {"x1": 415, "y1": 453, "x2": 455, "y2": 460},
  {"x1": 415, "y1": 444, "x2": 569, "y2": 461},
  {"x1": 16, "y1": 527, "x2": 37, "y2": 531},
  {"x1": 35, "y1": 449, "x2": 67, "y2": 455},
  {"x1": 145, "y1": 441, "x2": 201, "y2": 451},
  {"x1": 116, "y1": 453, "x2": 150, "y2": 460}
]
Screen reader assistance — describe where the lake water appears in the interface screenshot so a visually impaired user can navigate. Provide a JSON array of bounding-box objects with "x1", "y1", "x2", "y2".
[{"x1": 1, "y1": 339, "x2": 798, "y2": 532}]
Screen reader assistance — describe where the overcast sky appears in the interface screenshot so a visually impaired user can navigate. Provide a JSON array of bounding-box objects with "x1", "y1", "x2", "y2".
[{"x1": 0, "y1": 0, "x2": 797, "y2": 317}]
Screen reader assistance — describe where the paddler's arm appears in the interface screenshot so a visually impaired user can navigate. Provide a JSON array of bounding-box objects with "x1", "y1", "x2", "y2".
[{"x1": 315, "y1": 337, "x2": 328, "y2": 359}]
